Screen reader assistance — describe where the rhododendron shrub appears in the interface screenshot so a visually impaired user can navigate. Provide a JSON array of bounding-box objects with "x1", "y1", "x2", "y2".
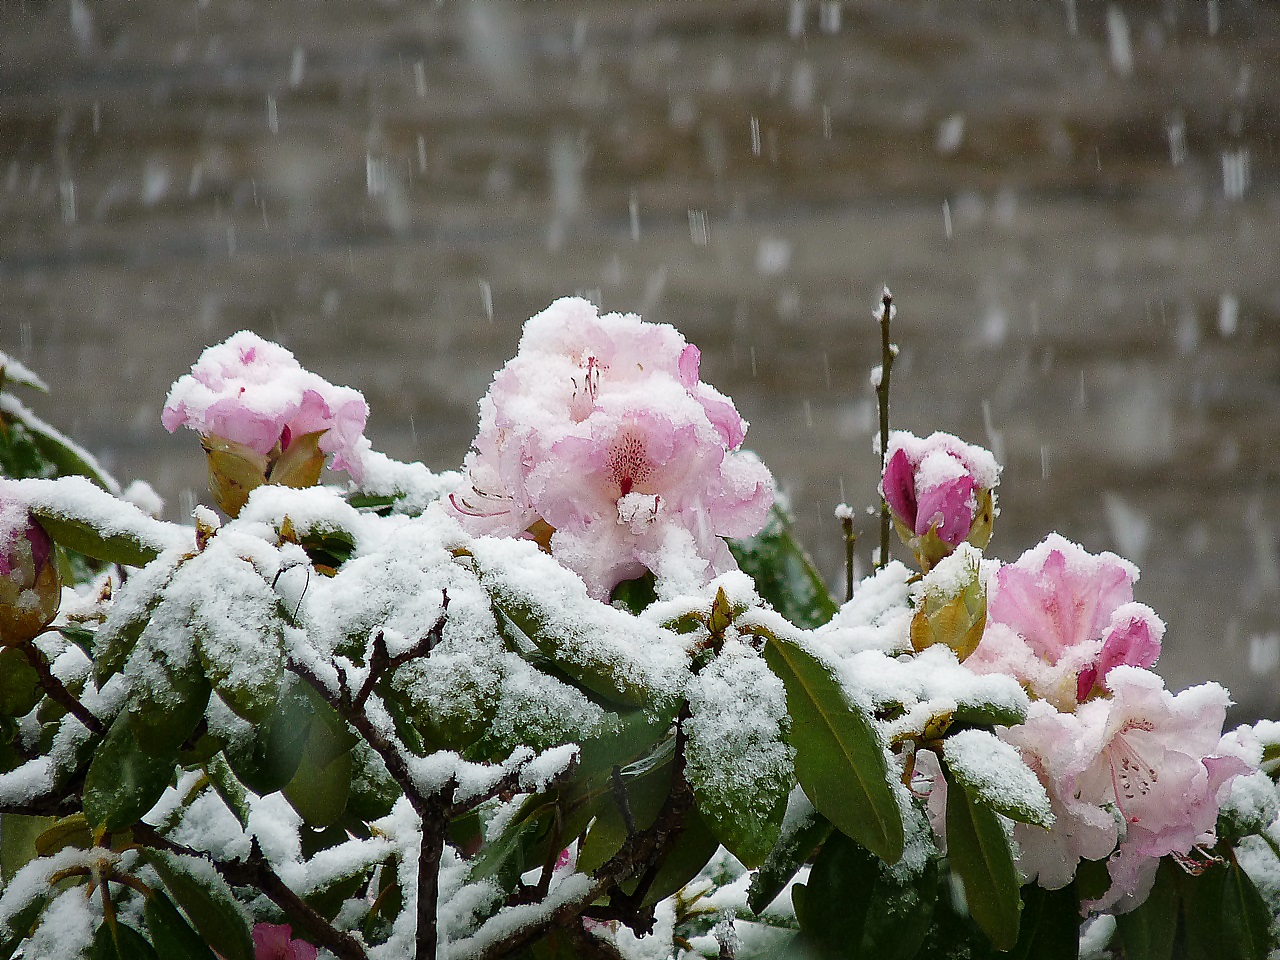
[{"x1": 0, "y1": 302, "x2": 1278, "y2": 960}]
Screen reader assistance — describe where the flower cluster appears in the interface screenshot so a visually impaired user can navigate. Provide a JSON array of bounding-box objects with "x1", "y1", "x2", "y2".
[
  {"x1": 163, "y1": 331, "x2": 369, "y2": 515},
  {"x1": 446, "y1": 297, "x2": 774, "y2": 599},
  {"x1": 963, "y1": 531, "x2": 1248, "y2": 909}
]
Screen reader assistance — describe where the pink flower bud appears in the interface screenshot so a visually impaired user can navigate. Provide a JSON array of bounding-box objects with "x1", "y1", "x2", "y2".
[
  {"x1": 881, "y1": 432, "x2": 1000, "y2": 570},
  {"x1": 0, "y1": 493, "x2": 61, "y2": 646},
  {"x1": 252, "y1": 923, "x2": 318, "y2": 960}
]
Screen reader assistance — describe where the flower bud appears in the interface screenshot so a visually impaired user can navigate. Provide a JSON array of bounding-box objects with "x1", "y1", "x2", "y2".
[
  {"x1": 201, "y1": 429, "x2": 327, "y2": 518},
  {"x1": 910, "y1": 545, "x2": 987, "y2": 661},
  {"x1": 0, "y1": 501, "x2": 61, "y2": 646},
  {"x1": 882, "y1": 431, "x2": 999, "y2": 571}
]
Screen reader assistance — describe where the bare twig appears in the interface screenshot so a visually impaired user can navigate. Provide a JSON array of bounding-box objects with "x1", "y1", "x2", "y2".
[
  {"x1": 875, "y1": 287, "x2": 896, "y2": 571},
  {"x1": 134, "y1": 827, "x2": 368, "y2": 960},
  {"x1": 612, "y1": 765, "x2": 637, "y2": 841},
  {"x1": 354, "y1": 592, "x2": 449, "y2": 712},
  {"x1": 20, "y1": 639, "x2": 104, "y2": 735}
]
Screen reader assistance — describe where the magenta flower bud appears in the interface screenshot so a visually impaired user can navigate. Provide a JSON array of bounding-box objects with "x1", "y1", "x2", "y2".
[
  {"x1": 0, "y1": 495, "x2": 61, "y2": 646},
  {"x1": 881, "y1": 431, "x2": 1000, "y2": 570},
  {"x1": 252, "y1": 923, "x2": 318, "y2": 960}
]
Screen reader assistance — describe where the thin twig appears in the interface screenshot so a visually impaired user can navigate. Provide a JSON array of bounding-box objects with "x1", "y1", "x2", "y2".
[
  {"x1": 612, "y1": 765, "x2": 637, "y2": 841},
  {"x1": 875, "y1": 287, "x2": 895, "y2": 571},
  {"x1": 354, "y1": 592, "x2": 449, "y2": 712},
  {"x1": 134, "y1": 826, "x2": 368, "y2": 960},
  {"x1": 20, "y1": 639, "x2": 104, "y2": 735}
]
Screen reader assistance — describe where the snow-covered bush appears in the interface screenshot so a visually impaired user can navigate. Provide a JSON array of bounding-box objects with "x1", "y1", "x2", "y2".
[{"x1": 0, "y1": 295, "x2": 1277, "y2": 960}]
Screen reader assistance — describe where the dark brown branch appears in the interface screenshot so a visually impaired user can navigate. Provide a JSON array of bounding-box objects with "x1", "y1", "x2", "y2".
[
  {"x1": 447, "y1": 750, "x2": 579, "y2": 820},
  {"x1": 21, "y1": 639, "x2": 104, "y2": 735},
  {"x1": 611, "y1": 765, "x2": 637, "y2": 841},
  {"x1": 416, "y1": 780, "x2": 457, "y2": 960},
  {"x1": 134, "y1": 826, "x2": 368, "y2": 960},
  {"x1": 354, "y1": 592, "x2": 449, "y2": 712}
]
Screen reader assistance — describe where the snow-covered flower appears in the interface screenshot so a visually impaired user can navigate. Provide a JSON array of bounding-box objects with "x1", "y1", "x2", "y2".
[
  {"x1": 447, "y1": 297, "x2": 773, "y2": 599},
  {"x1": 1075, "y1": 666, "x2": 1251, "y2": 911},
  {"x1": 163, "y1": 331, "x2": 370, "y2": 515},
  {"x1": 968, "y1": 534, "x2": 1164, "y2": 710},
  {"x1": 0, "y1": 488, "x2": 60, "y2": 645},
  {"x1": 1000, "y1": 702, "x2": 1119, "y2": 890},
  {"x1": 881, "y1": 431, "x2": 999, "y2": 570},
  {"x1": 251, "y1": 923, "x2": 318, "y2": 960}
]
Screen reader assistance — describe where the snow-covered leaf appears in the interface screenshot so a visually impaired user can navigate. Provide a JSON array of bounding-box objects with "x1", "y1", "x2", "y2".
[{"x1": 942, "y1": 730, "x2": 1052, "y2": 828}]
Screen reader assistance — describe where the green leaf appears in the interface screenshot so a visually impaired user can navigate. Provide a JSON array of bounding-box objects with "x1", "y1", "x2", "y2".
[
  {"x1": 748, "y1": 805, "x2": 833, "y2": 915},
  {"x1": 761, "y1": 633, "x2": 903, "y2": 863},
  {"x1": 1117, "y1": 858, "x2": 1178, "y2": 960},
  {"x1": 0, "y1": 814, "x2": 52, "y2": 884},
  {"x1": 33, "y1": 813, "x2": 92, "y2": 857},
  {"x1": 143, "y1": 891, "x2": 219, "y2": 960},
  {"x1": 610, "y1": 572, "x2": 658, "y2": 615},
  {"x1": 730, "y1": 505, "x2": 839, "y2": 630},
  {"x1": 58, "y1": 624, "x2": 97, "y2": 657},
  {"x1": 1222, "y1": 859, "x2": 1275, "y2": 960},
  {"x1": 143, "y1": 848, "x2": 254, "y2": 960},
  {"x1": 944, "y1": 775, "x2": 1021, "y2": 951},
  {"x1": 91, "y1": 919, "x2": 159, "y2": 960},
  {"x1": 634, "y1": 805, "x2": 720, "y2": 906},
  {"x1": 31, "y1": 507, "x2": 160, "y2": 568},
  {"x1": 858, "y1": 855, "x2": 939, "y2": 960},
  {"x1": 577, "y1": 750, "x2": 675, "y2": 873},
  {"x1": 0, "y1": 647, "x2": 41, "y2": 718},
  {"x1": 792, "y1": 830, "x2": 881, "y2": 957},
  {"x1": 282, "y1": 700, "x2": 354, "y2": 827},
  {"x1": 1005, "y1": 882, "x2": 1080, "y2": 960},
  {"x1": 127, "y1": 647, "x2": 211, "y2": 757},
  {"x1": 84, "y1": 713, "x2": 176, "y2": 831},
  {"x1": 1180, "y1": 862, "x2": 1227, "y2": 960},
  {"x1": 942, "y1": 730, "x2": 1051, "y2": 828},
  {"x1": 221, "y1": 678, "x2": 313, "y2": 794}
]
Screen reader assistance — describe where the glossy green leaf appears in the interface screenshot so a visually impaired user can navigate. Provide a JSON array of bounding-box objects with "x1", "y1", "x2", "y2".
[
  {"x1": 1117, "y1": 859, "x2": 1178, "y2": 960},
  {"x1": 84, "y1": 713, "x2": 176, "y2": 831},
  {"x1": 222, "y1": 679, "x2": 313, "y2": 794},
  {"x1": 748, "y1": 805, "x2": 833, "y2": 915},
  {"x1": 143, "y1": 848, "x2": 254, "y2": 960},
  {"x1": 0, "y1": 647, "x2": 40, "y2": 718},
  {"x1": 143, "y1": 891, "x2": 219, "y2": 960},
  {"x1": 761, "y1": 633, "x2": 903, "y2": 863},
  {"x1": 0, "y1": 889, "x2": 48, "y2": 960},
  {"x1": 730, "y1": 505, "x2": 839, "y2": 630},
  {"x1": 22, "y1": 417, "x2": 117, "y2": 491},
  {"x1": 1005, "y1": 882, "x2": 1080, "y2": 960},
  {"x1": 283, "y1": 702, "x2": 355, "y2": 827},
  {"x1": 578, "y1": 750, "x2": 674, "y2": 873},
  {"x1": 1222, "y1": 859, "x2": 1275, "y2": 960},
  {"x1": 91, "y1": 919, "x2": 159, "y2": 960},
  {"x1": 127, "y1": 650, "x2": 211, "y2": 757},
  {"x1": 33, "y1": 813, "x2": 91, "y2": 857},
  {"x1": 792, "y1": 830, "x2": 881, "y2": 957},
  {"x1": 945, "y1": 776, "x2": 1021, "y2": 951},
  {"x1": 31, "y1": 508, "x2": 160, "y2": 569},
  {"x1": 0, "y1": 814, "x2": 51, "y2": 884}
]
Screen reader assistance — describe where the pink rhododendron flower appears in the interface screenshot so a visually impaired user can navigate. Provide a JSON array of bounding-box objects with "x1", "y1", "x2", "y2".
[
  {"x1": 163, "y1": 331, "x2": 369, "y2": 482},
  {"x1": 1075, "y1": 666, "x2": 1251, "y2": 911},
  {"x1": 252, "y1": 923, "x2": 318, "y2": 960},
  {"x1": 881, "y1": 431, "x2": 999, "y2": 569},
  {"x1": 448, "y1": 297, "x2": 773, "y2": 599},
  {"x1": 999, "y1": 702, "x2": 1119, "y2": 890},
  {"x1": 970, "y1": 534, "x2": 1165, "y2": 709}
]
